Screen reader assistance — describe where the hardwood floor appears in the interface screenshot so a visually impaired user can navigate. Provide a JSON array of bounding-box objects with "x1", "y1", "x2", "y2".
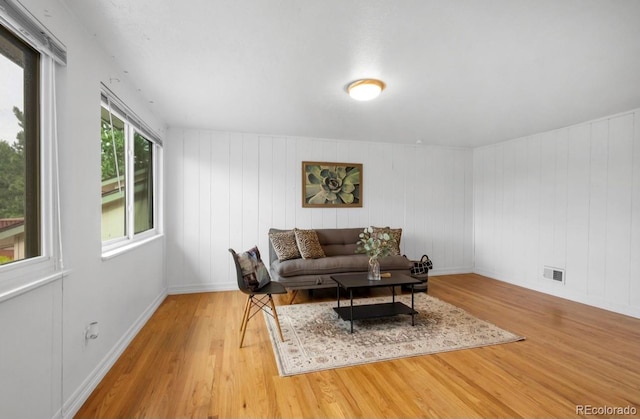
[{"x1": 75, "y1": 274, "x2": 640, "y2": 418}]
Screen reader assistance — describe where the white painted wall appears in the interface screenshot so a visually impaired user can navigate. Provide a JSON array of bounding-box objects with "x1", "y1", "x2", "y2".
[
  {"x1": 2, "y1": 4, "x2": 638, "y2": 419},
  {"x1": 0, "y1": 1, "x2": 167, "y2": 418},
  {"x1": 474, "y1": 109, "x2": 640, "y2": 319},
  {"x1": 165, "y1": 130, "x2": 474, "y2": 293}
]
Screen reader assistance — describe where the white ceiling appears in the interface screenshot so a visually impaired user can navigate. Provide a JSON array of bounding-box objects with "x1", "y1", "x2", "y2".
[{"x1": 63, "y1": 0, "x2": 640, "y2": 147}]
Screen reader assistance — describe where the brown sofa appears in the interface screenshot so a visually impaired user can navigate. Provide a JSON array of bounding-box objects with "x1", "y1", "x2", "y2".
[{"x1": 268, "y1": 227, "x2": 413, "y2": 292}]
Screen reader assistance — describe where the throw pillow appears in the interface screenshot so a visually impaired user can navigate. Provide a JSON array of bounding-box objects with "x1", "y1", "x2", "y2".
[
  {"x1": 372, "y1": 226, "x2": 402, "y2": 256},
  {"x1": 269, "y1": 230, "x2": 301, "y2": 261},
  {"x1": 293, "y1": 228, "x2": 326, "y2": 259},
  {"x1": 237, "y1": 246, "x2": 271, "y2": 291}
]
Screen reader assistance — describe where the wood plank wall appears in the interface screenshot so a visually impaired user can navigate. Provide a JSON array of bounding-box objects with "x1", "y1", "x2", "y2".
[
  {"x1": 474, "y1": 109, "x2": 640, "y2": 318},
  {"x1": 165, "y1": 131, "x2": 474, "y2": 293}
]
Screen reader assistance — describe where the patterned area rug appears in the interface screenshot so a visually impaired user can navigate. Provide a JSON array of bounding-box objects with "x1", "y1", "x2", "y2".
[{"x1": 263, "y1": 293, "x2": 525, "y2": 376}]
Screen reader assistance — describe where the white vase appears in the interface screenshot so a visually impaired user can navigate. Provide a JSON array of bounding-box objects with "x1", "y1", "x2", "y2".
[{"x1": 368, "y1": 257, "x2": 381, "y2": 280}]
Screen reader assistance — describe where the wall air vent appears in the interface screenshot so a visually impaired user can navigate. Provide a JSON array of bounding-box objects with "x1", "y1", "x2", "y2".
[{"x1": 543, "y1": 266, "x2": 565, "y2": 284}]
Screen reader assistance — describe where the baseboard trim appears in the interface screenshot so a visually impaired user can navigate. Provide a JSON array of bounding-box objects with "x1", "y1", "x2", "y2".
[
  {"x1": 473, "y1": 268, "x2": 640, "y2": 320},
  {"x1": 429, "y1": 266, "x2": 474, "y2": 276},
  {"x1": 168, "y1": 282, "x2": 236, "y2": 295},
  {"x1": 61, "y1": 289, "x2": 167, "y2": 419}
]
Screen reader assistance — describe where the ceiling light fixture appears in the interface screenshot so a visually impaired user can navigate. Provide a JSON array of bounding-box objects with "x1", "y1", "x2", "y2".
[{"x1": 347, "y1": 79, "x2": 386, "y2": 101}]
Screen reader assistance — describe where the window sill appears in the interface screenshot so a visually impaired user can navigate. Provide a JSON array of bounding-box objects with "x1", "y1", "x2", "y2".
[
  {"x1": 0, "y1": 270, "x2": 67, "y2": 303},
  {"x1": 101, "y1": 233, "x2": 164, "y2": 261}
]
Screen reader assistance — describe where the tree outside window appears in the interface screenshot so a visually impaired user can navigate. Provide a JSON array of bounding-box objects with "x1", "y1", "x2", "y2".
[
  {"x1": 0, "y1": 25, "x2": 40, "y2": 266},
  {"x1": 101, "y1": 101, "x2": 157, "y2": 247}
]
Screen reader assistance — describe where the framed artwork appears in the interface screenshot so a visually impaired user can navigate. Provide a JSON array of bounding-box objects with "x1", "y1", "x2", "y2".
[{"x1": 302, "y1": 161, "x2": 362, "y2": 208}]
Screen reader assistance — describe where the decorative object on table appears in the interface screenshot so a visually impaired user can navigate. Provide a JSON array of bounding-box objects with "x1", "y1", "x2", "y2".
[
  {"x1": 371, "y1": 226, "x2": 402, "y2": 255},
  {"x1": 262, "y1": 293, "x2": 525, "y2": 376},
  {"x1": 302, "y1": 161, "x2": 362, "y2": 208},
  {"x1": 356, "y1": 226, "x2": 396, "y2": 280},
  {"x1": 410, "y1": 254, "x2": 433, "y2": 276}
]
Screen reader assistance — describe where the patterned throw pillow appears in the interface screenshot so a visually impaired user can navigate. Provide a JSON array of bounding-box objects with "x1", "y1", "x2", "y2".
[
  {"x1": 293, "y1": 228, "x2": 326, "y2": 259},
  {"x1": 269, "y1": 230, "x2": 301, "y2": 261},
  {"x1": 237, "y1": 246, "x2": 271, "y2": 291},
  {"x1": 372, "y1": 226, "x2": 402, "y2": 256}
]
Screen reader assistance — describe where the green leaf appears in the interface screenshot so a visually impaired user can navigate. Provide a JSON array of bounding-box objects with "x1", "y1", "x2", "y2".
[
  {"x1": 306, "y1": 165, "x2": 321, "y2": 176},
  {"x1": 338, "y1": 192, "x2": 354, "y2": 204},
  {"x1": 307, "y1": 172, "x2": 323, "y2": 184},
  {"x1": 341, "y1": 183, "x2": 355, "y2": 193},
  {"x1": 308, "y1": 191, "x2": 327, "y2": 204},
  {"x1": 344, "y1": 168, "x2": 360, "y2": 185},
  {"x1": 305, "y1": 184, "x2": 323, "y2": 198}
]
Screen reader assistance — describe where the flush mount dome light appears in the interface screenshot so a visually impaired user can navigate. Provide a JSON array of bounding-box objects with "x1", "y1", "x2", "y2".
[{"x1": 347, "y1": 79, "x2": 386, "y2": 101}]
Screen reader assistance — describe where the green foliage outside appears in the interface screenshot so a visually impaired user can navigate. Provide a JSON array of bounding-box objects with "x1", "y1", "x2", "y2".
[
  {"x1": 133, "y1": 132, "x2": 152, "y2": 171},
  {"x1": 101, "y1": 120, "x2": 152, "y2": 184},
  {"x1": 101, "y1": 119, "x2": 125, "y2": 182},
  {"x1": 0, "y1": 106, "x2": 25, "y2": 218}
]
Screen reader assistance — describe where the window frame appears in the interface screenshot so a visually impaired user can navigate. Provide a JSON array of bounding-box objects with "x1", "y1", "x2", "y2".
[
  {"x1": 100, "y1": 95, "x2": 162, "y2": 258},
  {"x1": 0, "y1": 17, "x2": 63, "y2": 300},
  {"x1": 0, "y1": 23, "x2": 40, "y2": 261}
]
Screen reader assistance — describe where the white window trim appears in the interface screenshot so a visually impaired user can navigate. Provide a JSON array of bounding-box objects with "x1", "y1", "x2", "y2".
[
  {"x1": 0, "y1": 16, "x2": 65, "y2": 299},
  {"x1": 100, "y1": 92, "x2": 163, "y2": 258}
]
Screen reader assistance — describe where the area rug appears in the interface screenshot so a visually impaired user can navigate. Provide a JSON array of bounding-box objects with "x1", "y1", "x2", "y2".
[{"x1": 263, "y1": 293, "x2": 524, "y2": 376}]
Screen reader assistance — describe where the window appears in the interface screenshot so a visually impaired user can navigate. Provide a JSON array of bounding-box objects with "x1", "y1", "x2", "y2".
[
  {"x1": 0, "y1": 24, "x2": 40, "y2": 266},
  {"x1": 133, "y1": 132, "x2": 154, "y2": 234},
  {"x1": 101, "y1": 106, "x2": 126, "y2": 241},
  {"x1": 101, "y1": 91, "x2": 161, "y2": 253},
  {"x1": 1, "y1": 1, "x2": 66, "y2": 298}
]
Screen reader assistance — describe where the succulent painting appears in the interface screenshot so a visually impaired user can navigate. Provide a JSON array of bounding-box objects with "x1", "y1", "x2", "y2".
[{"x1": 304, "y1": 163, "x2": 361, "y2": 206}]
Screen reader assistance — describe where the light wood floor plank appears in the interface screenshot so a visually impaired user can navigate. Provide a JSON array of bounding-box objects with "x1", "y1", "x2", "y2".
[{"x1": 75, "y1": 274, "x2": 640, "y2": 418}]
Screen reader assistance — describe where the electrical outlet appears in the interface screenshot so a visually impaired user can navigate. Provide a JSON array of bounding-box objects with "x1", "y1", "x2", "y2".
[{"x1": 85, "y1": 321, "x2": 99, "y2": 342}]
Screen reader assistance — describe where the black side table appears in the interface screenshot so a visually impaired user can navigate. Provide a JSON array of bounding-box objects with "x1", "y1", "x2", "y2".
[{"x1": 409, "y1": 273, "x2": 428, "y2": 292}]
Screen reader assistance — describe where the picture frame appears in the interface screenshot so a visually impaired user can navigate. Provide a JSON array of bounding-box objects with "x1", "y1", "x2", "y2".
[{"x1": 302, "y1": 161, "x2": 363, "y2": 208}]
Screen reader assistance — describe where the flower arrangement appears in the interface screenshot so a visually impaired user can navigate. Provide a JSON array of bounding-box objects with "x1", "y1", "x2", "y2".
[{"x1": 356, "y1": 226, "x2": 396, "y2": 260}]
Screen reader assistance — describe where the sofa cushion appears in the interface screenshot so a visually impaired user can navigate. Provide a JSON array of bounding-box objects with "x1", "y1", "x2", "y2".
[
  {"x1": 237, "y1": 246, "x2": 271, "y2": 291},
  {"x1": 294, "y1": 228, "x2": 326, "y2": 259},
  {"x1": 314, "y1": 227, "x2": 362, "y2": 256},
  {"x1": 272, "y1": 254, "x2": 412, "y2": 277},
  {"x1": 268, "y1": 230, "x2": 301, "y2": 261}
]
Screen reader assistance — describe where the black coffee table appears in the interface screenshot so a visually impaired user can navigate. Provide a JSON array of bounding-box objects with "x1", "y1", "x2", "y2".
[{"x1": 331, "y1": 273, "x2": 422, "y2": 333}]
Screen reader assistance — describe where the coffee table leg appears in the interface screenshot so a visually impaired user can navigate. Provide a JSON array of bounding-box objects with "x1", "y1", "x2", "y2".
[
  {"x1": 336, "y1": 283, "x2": 340, "y2": 308},
  {"x1": 350, "y1": 289, "x2": 354, "y2": 333}
]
